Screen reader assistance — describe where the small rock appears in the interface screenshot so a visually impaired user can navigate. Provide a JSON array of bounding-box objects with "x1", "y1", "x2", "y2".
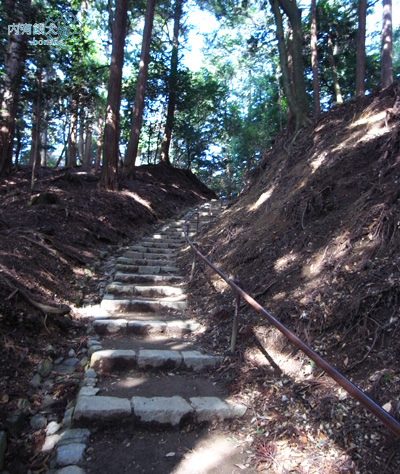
[
  {"x1": 54, "y1": 357, "x2": 64, "y2": 365},
  {"x1": 30, "y1": 414, "x2": 47, "y2": 430},
  {"x1": 64, "y1": 358, "x2": 79, "y2": 367},
  {"x1": 85, "y1": 368, "x2": 97, "y2": 378},
  {"x1": 46, "y1": 421, "x2": 61, "y2": 435},
  {"x1": 6, "y1": 412, "x2": 26, "y2": 433},
  {"x1": 87, "y1": 338, "x2": 100, "y2": 348},
  {"x1": 382, "y1": 401, "x2": 393, "y2": 413},
  {"x1": 81, "y1": 348, "x2": 88, "y2": 354},
  {"x1": 30, "y1": 374, "x2": 42, "y2": 387},
  {"x1": 79, "y1": 357, "x2": 88, "y2": 367},
  {"x1": 68, "y1": 349, "x2": 76, "y2": 358},
  {"x1": 56, "y1": 365, "x2": 76, "y2": 375},
  {"x1": 59, "y1": 428, "x2": 90, "y2": 446},
  {"x1": 0, "y1": 431, "x2": 7, "y2": 470},
  {"x1": 79, "y1": 387, "x2": 99, "y2": 397},
  {"x1": 62, "y1": 408, "x2": 74, "y2": 428},
  {"x1": 41, "y1": 434, "x2": 60, "y2": 452},
  {"x1": 46, "y1": 344, "x2": 56, "y2": 356},
  {"x1": 56, "y1": 443, "x2": 86, "y2": 466},
  {"x1": 87, "y1": 345, "x2": 102, "y2": 357},
  {"x1": 38, "y1": 359, "x2": 53, "y2": 377},
  {"x1": 17, "y1": 398, "x2": 30, "y2": 413},
  {"x1": 165, "y1": 452, "x2": 175, "y2": 457}
]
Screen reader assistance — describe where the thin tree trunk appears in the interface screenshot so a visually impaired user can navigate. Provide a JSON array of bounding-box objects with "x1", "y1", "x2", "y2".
[
  {"x1": 67, "y1": 90, "x2": 79, "y2": 167},
  {"x1": 78, "y1": 106, "x2": 85, "y2": 164},
  {"x1": 160, "y1": 0, "x2": 183, "y2": 165},
  {"x1": 40, "y1": 122, "x2": 47, "y2": 167},
  {"x1": 0, "y1": 0, "x2": 30, "y2": 176},
  {"x1": 84, "y1": 119, "x2": 92, "y2": 166},
  {"x1": 381, "y1": 0, "x2": 393, "y2": 89},
  {"x1": 124, "y1": 0, "x2": 156, "y2": 175},
  {"x1": 356, "y1": 0, "x2": 367, "y2": 97},
  {"x1": 95, "y1": 114, "x2": 103, "y2": 171},
  {"x1": 99, "y1": 0, "x2": 128, "y2": 190},
  {"x1": 327, "y1": 35, "x2": 343, "y2": 104},
  {"x1": 310, "y1": 0, "x2": 320, "y2": 115}
]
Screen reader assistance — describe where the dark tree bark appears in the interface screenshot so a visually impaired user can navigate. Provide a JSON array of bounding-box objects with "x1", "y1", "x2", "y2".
[
  {"x1": 99, "y1": 0, "x2": 129, "y2": 190},
  {"x1": 95, "y1": 114, "x2": 103, "y2": 171},
  {"x1": 327, "y1": 35, "x2": 343, "y2": 104},
  {"x1": 124, "y1": 0, "x2": 156, "y2": 175},
  {"x1": 381, "y1": 0, "x2": 393, "y2": 89},
  {"x1": 277, "y1": 0, "x2": 309, "y2": 112},
  {"x1": 269, "y1": 0, "x2": 308, "y2": 131},
  {"x1": 160, "y1": 0, "x2": 183, "y2": 165},
  {"x1": 356, "y1": 0, "x2": 367, "y2": 97},
  {"x1": 0, "y1": 0, "x2": 31, "y2": 176},
  {"x1": 310, "y1": 0, "x2": 320, "y2": 116}
]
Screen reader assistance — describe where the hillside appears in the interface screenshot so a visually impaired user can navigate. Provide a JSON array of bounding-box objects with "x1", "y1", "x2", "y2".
[
  {"x1": 0, "y1": 163, "x2": 215, "y2": 469},
  {"x1": 183, "y1": 83, "x2": 400, "y2": 472}
]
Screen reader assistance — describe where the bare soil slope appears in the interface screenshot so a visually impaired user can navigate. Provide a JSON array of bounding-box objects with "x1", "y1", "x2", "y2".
[
  {"x1": 0, "y1": 163, "x2": 215, "y2": 471},
  {"x1": 183, "y1": 84, "x2": 400, "y2": 472}
]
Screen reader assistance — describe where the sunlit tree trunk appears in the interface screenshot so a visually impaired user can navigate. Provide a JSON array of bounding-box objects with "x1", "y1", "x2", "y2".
[
  {"x1": 310, "y1": 0, "x2": 320, "y2": 116},
  {"x1": 124, "y1": 0, "x2": 156, "y2": 175},
  {"x1": 67, "y1": 90, "x2": 79, "y2": 167},
  {"x1": 356, "y1": 0, "x2": 367, "y2": 97},
  {"x1": 99, "y1": 0, "x2": 128, "y2": 190},
  {"x1": 160, "y1": 0, "x2": 183, "y2": 165},
  {"x1": 381, "y1": 0, "x2": 393, "y2": 89}
]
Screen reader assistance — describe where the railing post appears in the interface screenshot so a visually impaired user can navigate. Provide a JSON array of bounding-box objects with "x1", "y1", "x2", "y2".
[{"x1": 230, "y1": 292, "x2": 241, "y2": 354}]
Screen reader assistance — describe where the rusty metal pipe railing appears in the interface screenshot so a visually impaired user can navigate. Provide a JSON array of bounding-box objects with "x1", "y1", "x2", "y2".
[{"x1": 183, "y1": 207, "x2": 400, "y2": 439}]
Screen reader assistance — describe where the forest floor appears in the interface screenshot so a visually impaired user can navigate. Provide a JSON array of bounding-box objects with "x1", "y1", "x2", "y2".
[
  {"x1": 1, "y1": 83, "x2": 400, "y2": 474},
  {"x1": 0, "y1": 163, "x2": 215, "y2": 472},
  {"x1": 179, "y1": 83, "x2": 400, "y2": 473}
]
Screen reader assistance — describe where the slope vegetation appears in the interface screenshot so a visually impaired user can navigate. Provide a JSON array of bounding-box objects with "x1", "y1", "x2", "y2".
[{"x1": 186, "y1": 83, "x2": 400, "y2": 472}]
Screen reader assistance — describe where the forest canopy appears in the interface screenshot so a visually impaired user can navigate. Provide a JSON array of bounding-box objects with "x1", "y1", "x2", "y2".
[{"x1": 0, "y1": 0, "x2": 399, "y2": 195}]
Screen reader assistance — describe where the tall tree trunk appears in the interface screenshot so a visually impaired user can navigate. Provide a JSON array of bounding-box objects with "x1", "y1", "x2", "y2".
[
  {"x1": 0, "y1": 0, "x2": 30, "y2": 176},
  {"x1": 40, "y1": 124, "x2": 47, "y2": 167},
  {"x1": 29, "y1": 92, "x2": 41, "y2": 167},
  {"x1": 160, "y1": 0, "x2": 183, "y2": 165},
  {"x1": 124, "y1": 0, "x2": 156, "y2": 175},
  {"x1": 310, "y1": 0, "x2": 320, "y2": 116},
  {"x1": 84, "y1": 118, "x2": 92, "y2": 166},
  {"x1": 327, "y1": 35, "x2": 343, "y2": 104},
  {"x1": 78, "y1": 106, "x2": 85, "y2": 164},
  {"x1": 99, "y1": 0, "x2": 128, "y2": 190},
  {"x1": 67, "y1": 90, "x2": 79, "y2": 167},
  {"x1": 278, "y1": 0, "x2": 309, "y2": 112},
  {"x1": 269, "y1": 0, "x2": 307, "y2": 130},
  {"x1": 381, "y1": 0, "x2": 393, "y2": 89},
  {"x1": 95, "y1": 114, "x2": 103, "y2": 171},
  {"x1": 356, "y1": 0, "x2": 367, "y2": 97}
]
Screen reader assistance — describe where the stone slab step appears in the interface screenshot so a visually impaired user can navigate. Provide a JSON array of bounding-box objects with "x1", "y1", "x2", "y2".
[
  {"x1": 117, "y1": 257, "x2": 176, "y2": 267},
  {"x1": 106, "y1": 283, "x2": 186, "y2": 298},
  {"x1": 90, "y1": 349, "x2": 222, "y2": 372},
  {"x1": 127, "y1": 246, "x2": 176, "y2": 255},
  {"x1": 101, "y1": 296, "x2": 188, "y2": 312},
  {"x1": 140, "y1": 241, "x2": 183, "y2": 249},
  {"x1": 73, "y1": 395, "x2": 246, "y2": 427},
  {"x1": 113, "y1": 272, "x2": 183, "y2": 284},
  {"x1": 122, "y1": 252, "x2": 176, "y2": 261},
  {"x1": 114, "y1": 264, "x2": 180, "y2": 275},
  {"x1": 93, "y1": 318, "x2": 200, "y2": 336},
  {"x1": 142, "y1": 237, "x2": 185, "y2": 245}
]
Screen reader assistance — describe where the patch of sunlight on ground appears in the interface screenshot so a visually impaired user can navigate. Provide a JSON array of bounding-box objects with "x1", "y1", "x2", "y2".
[
  {"x1": 172, "y1": 434, "x2": 240, "y2": 474},
  {"x1": 121, "y1": 190, "x2": 153, "y2": 211},
  {"x1": 302, "y1": 245, "x2": 329, "y2": 279},
  {"x1": 309, "y1": 150, "x2": 329, "y2": 173},
  {"x1": 333, "y1": 110, "x2": 387, "y2": 153},
  {"x1": 249, "y1": 185, "x2": 276, "y2": 211},
  {"x1": 274, "y1": 251, "x2": 299, "y2": 273}
]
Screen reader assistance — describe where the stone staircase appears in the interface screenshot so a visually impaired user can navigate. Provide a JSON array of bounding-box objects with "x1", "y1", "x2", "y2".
[{"x1": 73, "y1": 201, "x2": 247, "y2": 432}]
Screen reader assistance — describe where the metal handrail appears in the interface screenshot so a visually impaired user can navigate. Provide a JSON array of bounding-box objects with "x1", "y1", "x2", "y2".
[{"x1": 183, "y1": 206, "x2": 400, "y2": 439}]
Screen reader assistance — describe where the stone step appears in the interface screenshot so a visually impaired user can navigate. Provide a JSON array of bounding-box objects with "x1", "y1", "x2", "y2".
[
  {"x1": 140, "y1": 241, "x2": 183, "y2": 249},
  {"x1": 151, "y1": 231, "x2": 195, "y2": 239},
  {"x1": 114, "y1": 264, "x2": 180, "y2": 275},
  {"x1": 121, "y1": 252, "x2": 176, "y2": 261},
  {"x1": 126, "y1": 246, "x2": 176, "y2": 255},
  {"x1": 90, "y1": 349, "x2": 222, "y2": 372},
  {"x1": 143, "y1": 236, "x2": 186, "y2": 244},
  {"x1": 101, "y1": 296, "x2": 188, "y2": 312},
  {"x1": 117, "y1": 257, "x2": 175, "y2": 267},
  {"x1": 113, "y1": 272, "x2": 183, "y2": 284},
  {"x1": 93, "y1": 318, "x2": 200, "y2": 336},
  {"x1": 73, "y1": 395, "x2": 246, "y2": 427},
  {"x1": 105, "y1": 283, "x2": 186, "y2": 298}
]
